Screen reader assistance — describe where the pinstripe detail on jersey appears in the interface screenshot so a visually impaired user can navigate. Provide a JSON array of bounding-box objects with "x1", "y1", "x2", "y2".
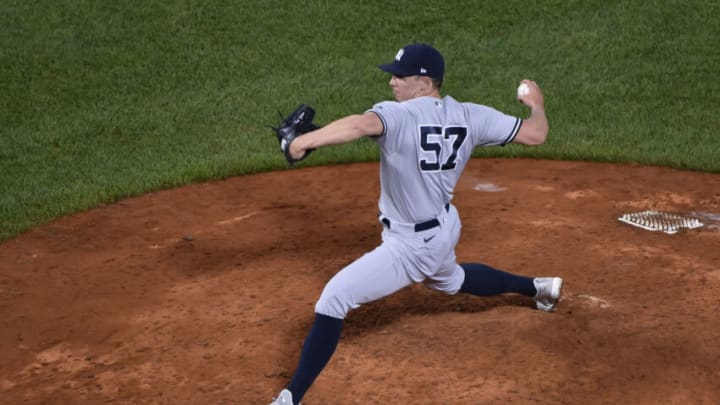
[{"x1": 501, "y1": 118, "x2": 523, "y2": 145}]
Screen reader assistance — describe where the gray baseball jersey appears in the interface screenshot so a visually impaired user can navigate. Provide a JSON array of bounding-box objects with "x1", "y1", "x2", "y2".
[
  {"x1": 370, "y1": 95, "x2": 521, "y2": 223},
  {"x1": 314, "y1": 95, "x2": 522, "y2": 319}
]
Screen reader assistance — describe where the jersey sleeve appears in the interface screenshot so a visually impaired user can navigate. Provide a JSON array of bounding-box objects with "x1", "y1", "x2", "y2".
[
  {"x1": 367, "y1": 101, "x2": 405, "y2": 151},
  {"x1": 465, "y1": 103, "x2": 523, "y2": 147}
]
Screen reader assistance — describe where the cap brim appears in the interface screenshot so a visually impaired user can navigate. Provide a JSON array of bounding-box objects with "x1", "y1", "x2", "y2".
[{"x1": 378, "y1": 62, "x2": 413, "y2": 76}]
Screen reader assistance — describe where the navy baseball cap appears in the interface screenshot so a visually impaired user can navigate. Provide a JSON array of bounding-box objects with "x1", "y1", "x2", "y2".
[{"x1": 378, "y1": 43, "x2": 445, "y2": 81}]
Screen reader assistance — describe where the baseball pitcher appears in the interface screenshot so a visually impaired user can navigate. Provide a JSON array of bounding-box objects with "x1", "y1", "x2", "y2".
[{"x1": 269, "y1": 43, "x2": 563, "y2": 405}]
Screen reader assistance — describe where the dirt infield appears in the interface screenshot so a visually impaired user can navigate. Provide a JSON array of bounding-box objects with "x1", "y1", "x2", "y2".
[{"x1": 1, "y1": 159, "x2": 719, "y2": 404}]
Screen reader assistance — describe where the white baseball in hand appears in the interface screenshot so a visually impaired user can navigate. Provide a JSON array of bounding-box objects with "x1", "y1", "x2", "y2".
[{"x1": 517, "y1": 83, "x2": 530, "y2": 97}]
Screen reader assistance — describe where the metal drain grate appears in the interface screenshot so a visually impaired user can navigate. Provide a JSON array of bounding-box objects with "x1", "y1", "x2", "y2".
[{"x1": 618, "y1": 210, "x2": 704, "y2": 234}]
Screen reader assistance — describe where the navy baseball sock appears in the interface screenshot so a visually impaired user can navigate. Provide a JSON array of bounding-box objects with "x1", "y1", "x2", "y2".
[
  {"x1": 459, "y1": 263, "x2": 536, "y2": 296},
  {"x1": 287, "y1": 313, "x2": 344, "y2": 404}
]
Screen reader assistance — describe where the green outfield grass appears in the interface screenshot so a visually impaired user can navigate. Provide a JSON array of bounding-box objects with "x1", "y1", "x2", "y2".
[{"x1": 1, "y1": 0, "x2": 718, "y2": 241}]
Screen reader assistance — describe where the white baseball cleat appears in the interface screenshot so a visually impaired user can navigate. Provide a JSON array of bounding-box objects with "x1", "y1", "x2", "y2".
[
  {"x1": 268, "y1": 389, "x2": 299, "y2": 405},
  {"x1": 533, "y1": 277, "x2": 563, "y2": 312}
]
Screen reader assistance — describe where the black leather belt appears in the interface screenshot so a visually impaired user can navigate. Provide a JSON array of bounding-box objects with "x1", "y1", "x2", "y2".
[{"x1": 381, "y1": 204, "x2": 450, "y2": 232}]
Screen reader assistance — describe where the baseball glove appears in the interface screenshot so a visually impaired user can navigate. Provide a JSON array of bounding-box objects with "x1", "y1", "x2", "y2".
[{"x1": 274, "y1": 104, "x2": 322, "y2": 166}]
